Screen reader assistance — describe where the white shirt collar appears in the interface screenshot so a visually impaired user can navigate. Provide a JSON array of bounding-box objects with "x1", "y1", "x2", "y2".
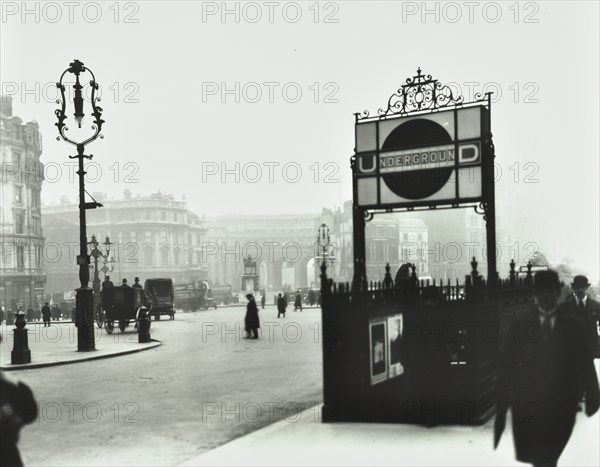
[
  {"x1": 538, "y1": 306, "x2": 557, "y2": 329},
  {"x1": 573, "y1": 293, "x2": 588, "y2": 306}
]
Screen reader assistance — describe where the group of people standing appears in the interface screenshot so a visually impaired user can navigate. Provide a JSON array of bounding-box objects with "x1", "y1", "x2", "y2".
[
  {"x1": 101, "y1": 276, "x2": 143, "y2": 290},
  {"x1": 0, "y1": 304, "x2": 64, "y2": 326}
]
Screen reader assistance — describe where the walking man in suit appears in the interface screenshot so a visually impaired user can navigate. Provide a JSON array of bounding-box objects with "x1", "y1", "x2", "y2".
[
  {"x1": 495, "y1": 270, "x2": 600, "y2": 467},
  {"x1": 276, "y1": 293, "x2": 287, "y2": 318},
  {"x1": 561, "y1": 275, "x2": 600, "y2": 359},
  {"x1": 41, "y1": 302, "x2": 51, "y2": 327}
]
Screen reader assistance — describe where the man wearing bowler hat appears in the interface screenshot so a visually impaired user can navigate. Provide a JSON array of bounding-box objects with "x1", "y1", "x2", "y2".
[
  {"x1": 495, "y1": 269, "x2": 600, "y2": 467},
  {"x1": 561, "y1": 275, "x2": 600, "y2": 359}
]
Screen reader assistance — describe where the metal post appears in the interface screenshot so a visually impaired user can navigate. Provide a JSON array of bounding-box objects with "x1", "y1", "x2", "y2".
[
  {"x1": 352, "y1": 205, "x2": 366, "y2": 290},
  {"x1": 75, "y1": 143, "x2": 95, "y2": 351},
  {"x1": 350, "y1": 155, "x2": 367, "y2": 290},
  {"x1": 56, "y1": 59, "x2": 104, "y2": 352}
]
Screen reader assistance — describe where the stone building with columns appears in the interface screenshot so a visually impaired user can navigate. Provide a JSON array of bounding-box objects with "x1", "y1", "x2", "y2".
[
  {"x1": 0, "y1": 96, "x2": 46, "y2": 310},
  {"x1": 42, "y1": 190, "x2": 207, "y2": 294}
]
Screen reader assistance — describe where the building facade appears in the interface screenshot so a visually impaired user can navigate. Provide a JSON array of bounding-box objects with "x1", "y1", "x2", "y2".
[
  {"x1": 42, "y1": 191, "x2": 207, "y2": 293},
  {"x1": 202, "y1": 213, "x2": 318, "y2": 291},
  {"x1": 0, "y1": 96, "x2": 46, "y2": 310}
]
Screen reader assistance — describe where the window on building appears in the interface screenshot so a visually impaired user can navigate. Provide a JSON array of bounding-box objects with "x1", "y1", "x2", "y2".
[
  {"x1": 144, "y1": 231, "x2": 152, "y2": 243},
  {"x1": 174, "y1": 249, "x2": 179, "y2": 266},
  {"x1": 36, "y1": 246, "x2": 42, "y2": 268},
  {"x1": 14, "y1": 185, "x2": 23, "y2": 203},
  {"x1": 16, "y1": 245, "x2": 25, "y2": 268},
  {"x1": 389, "y1": 246, "x2": 398, "y2": 262},
  {"x1": 161, "y1": 249, "x2": 169, "y2": 267},
  {"x1": 197, "y1": 251, "x2": 202, "y2": 265},
  {"x1": 161, "y1": 211, "x2": 167, "y2": 221},
  {"x1": 144, "y1": 248, "x2": 154, "y2": 266},
  {"x1": 160, "y1": 231, "x2": 168, "y2": 244},
  {"x1": 32, "y1": 217, "x2": 40, "y2": 235},
  {"x1": 14, "y1": 152, "x2": 22, "y2": 166},
  {"x1": 31, "y1": 189, "x2": 39, "y2": 208},
  {"x1": 145, "y1": 210, "x2": 151, "y2": 220},
  {"x1": 374, "y1": 242, "x2": 384, "y2": 261},
  {"x1": 418, "y1": 233, "x2": 422, "y2": 242},
  {"x1": 173, "y1": 212, "x2": 178, "y2": 222},
  {"x1": 130, "y1": 231, "x2": 136, "y2": 242},
  {"x1": 15, "y1": 213, "x2": 25, "y2": 234}
]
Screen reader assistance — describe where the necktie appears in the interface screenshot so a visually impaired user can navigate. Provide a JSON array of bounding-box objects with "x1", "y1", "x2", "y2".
[
  {"x1": 542, "y1": 314, "x2": 553, "y2": 341},
  {"x1": 579, "y1": 300, "x2": 585, "y2": 310}
]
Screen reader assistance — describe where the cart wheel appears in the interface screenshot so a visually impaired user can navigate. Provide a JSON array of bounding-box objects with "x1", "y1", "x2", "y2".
[
  {"x1": 119, "y1": 320, "x2": 127, "y2": 333},
  {"x1": 95, "y1": 304, "x2": 104, "y2": 328},
  {"x1": 105, "y1": 321, "x2": 114, "y2": 334},
  {"x1": 155, "y1": 314, "x2": 160, "y2": 321}
]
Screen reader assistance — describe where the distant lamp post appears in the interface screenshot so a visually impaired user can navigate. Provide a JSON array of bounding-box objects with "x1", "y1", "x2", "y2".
[
  {"x1": 89, "y1": 234, "x2": 112, "y2": 307},
  {"x1": 317, "y1": 223, "x2": 331, "y2": 267},
  {"x1": 55, "y1": 59, "x2": 105, "y2": 351},
  {"x1": 101, "y1": 254, "x2": 116, "y2": 280}
]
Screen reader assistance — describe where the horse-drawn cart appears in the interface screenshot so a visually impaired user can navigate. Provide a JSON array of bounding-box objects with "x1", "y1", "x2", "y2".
[{"x1": 96, "y1": 287, "x2": 150, "y2": 333}]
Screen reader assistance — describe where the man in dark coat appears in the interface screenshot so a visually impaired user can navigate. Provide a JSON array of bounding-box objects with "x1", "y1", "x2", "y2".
[
  {"x1": 277, "y1": 293, "x2": 287, "y2": 318},
  {"x1": 41, "y1": 302, "x2": 51, "y2": 327},
  {"x1": 495, "y1": 270, "x2": 600, "y2": 467},
  {"x1": 244, "y1": 294, "x2": 259, "y2": 339},
  {"x1": 102, "y1": 275, "x2": 114, "y2": 289},
  {"x1": 0, "y1": 306, "x2": 4, "y2": 325},
  {"x1": 0, "y1": 367, "x2": 38, "y2": 467},
  {"x1": 294, "y1": 293, "x2": 303, "y2": 312},
  {"x1": 560, "y1": 275, "x2": 600, "y2": 359},
  {"x1": 260, "y1": 294, "x2": 266, "y2": 310},
  {"x1": 132, "y1": 277, "x2": 143, "y2": 289},
  {"x1": 120, "y1": 278, "x2": 130, "y2": 288}
]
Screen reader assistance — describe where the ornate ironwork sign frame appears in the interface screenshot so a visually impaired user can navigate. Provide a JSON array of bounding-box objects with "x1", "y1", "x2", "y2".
[
  {"x1": 350, "y1": 68, "x2": 497, "y2": 286},
  {"x1": 352, "y1": 68, "x2": 494, "y2": 215}
]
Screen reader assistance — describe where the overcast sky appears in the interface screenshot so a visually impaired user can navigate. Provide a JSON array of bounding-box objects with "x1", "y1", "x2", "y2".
[{"x1": 1, "y1": 1, "x2": 598, "y2": 277}]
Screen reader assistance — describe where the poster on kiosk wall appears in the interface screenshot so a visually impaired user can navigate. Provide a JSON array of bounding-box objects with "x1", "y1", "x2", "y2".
[{"x1": 369, "y1": 319, "x2": 387, "y2": 385}]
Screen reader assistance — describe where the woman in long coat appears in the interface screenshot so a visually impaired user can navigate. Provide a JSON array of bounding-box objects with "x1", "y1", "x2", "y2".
[{"x1": 244, "y1": 294, "x2": 260, "y2": 339}]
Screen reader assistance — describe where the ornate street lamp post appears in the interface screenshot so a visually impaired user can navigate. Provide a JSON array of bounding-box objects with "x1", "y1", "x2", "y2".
[
  {"x1": 101, "y1": 254, "x2": 116, "y2": 280},
  {"x1": 89, "y1": 234, "x2": 112, "y2": 308},
  {"x1": 55, "y1": 59, "x2": 105, "y2": 351},
  {"x1": 315, "y1": 223, "x2": 333, "y2": 288},
  {"x1": 317, "y1": 223, "x2": 331, "y2": 267}
]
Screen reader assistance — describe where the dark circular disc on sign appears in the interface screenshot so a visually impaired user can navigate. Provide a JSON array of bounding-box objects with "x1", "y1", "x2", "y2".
[{"x1": 381, "y1": 119, "x2": 453, "y2": 200}]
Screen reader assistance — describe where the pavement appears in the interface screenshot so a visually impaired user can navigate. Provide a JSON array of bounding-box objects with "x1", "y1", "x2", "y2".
[
  {"x1": 13, "y1": 306, "x2": 323, "y2": 466},
  {"x1": 181, "y1": 401, "x2": 600, "y2": 467},
  {"x1": 6, "y1": 309, "x2": 599, "y2": 466},
  {"x1": 0, "y1": 320, "x2": 160, "y2": 370}
]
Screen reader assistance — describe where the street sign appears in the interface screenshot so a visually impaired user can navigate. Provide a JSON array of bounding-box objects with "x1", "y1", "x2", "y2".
[
  {"x1": 518, "y1": 265, "x2": 548, "y2": 273},
  {"x1": 355, "y1": 105, "x2": 490, "y2": 208}
]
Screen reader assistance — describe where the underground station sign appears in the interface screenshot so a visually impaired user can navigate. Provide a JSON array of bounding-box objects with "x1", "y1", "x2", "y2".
[{"x1": 355, "y1": 105, "x2": 490, "y2": 208}]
